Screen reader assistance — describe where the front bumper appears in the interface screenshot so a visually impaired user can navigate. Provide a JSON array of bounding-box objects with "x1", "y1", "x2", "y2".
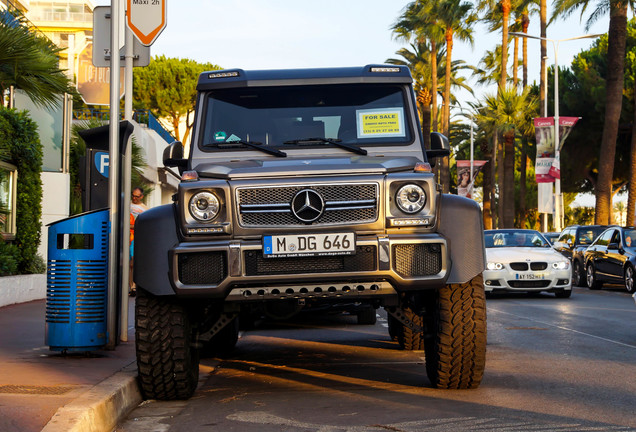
[
  {"x1": 483, "y1": 268, "x2": 572, "y2": 293},
  {"x1": 169, "y1": 234, "x2": 449, "y2": 299}
]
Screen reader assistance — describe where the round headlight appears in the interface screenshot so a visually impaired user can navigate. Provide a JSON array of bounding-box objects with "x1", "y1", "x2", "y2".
[
  {"x1": 487, "y1": 262, "x2": 504, "y2": 270},
  {"x1": 189, "y1": 191, "x2": 220, "y2": 222},
  {"x1": 552, "y1": 261, "x2": 570, "y2": 270},
  {"x1": 396, "y1": 184, "x2": 426, "y2": 214}
]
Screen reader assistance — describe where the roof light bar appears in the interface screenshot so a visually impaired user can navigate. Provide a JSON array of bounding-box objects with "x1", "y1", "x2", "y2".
[
  {"x1": 208, "y1": 71, "x2": 239, "y2": 79},
  {"x1": 370, "y1": 67, "x2": 401, "y2": 73}
]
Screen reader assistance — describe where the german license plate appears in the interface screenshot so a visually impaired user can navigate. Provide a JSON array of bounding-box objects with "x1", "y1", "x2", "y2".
[
  {"x1": 516, "y1": 273, "x2": 545, "y2": 280},
  {"x1": 263, "y1": 233, "x2": 355, "y2": 258}
]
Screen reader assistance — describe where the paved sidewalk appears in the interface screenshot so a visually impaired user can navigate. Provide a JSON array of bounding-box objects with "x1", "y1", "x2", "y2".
[{"x1": 0, "y1": 299, "x2": 141, "y2": 432}]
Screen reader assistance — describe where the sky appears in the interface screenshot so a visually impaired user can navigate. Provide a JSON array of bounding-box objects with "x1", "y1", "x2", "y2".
[
  {"x1": 97, "y1": 0, "x2": 613, "y2": 207},
  {"x1": 97, "y1": 0, "x2": 610, "y2": 107}
]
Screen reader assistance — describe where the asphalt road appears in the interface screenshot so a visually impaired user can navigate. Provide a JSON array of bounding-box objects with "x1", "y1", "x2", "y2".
[{"x1": 117, "y1": 287, "x2": 636, "y2": 432}]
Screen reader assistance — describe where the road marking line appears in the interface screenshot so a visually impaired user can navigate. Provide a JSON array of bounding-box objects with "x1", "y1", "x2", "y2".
[{"x1": 489, "y1": 308, "x2": 636, "y2": 349}]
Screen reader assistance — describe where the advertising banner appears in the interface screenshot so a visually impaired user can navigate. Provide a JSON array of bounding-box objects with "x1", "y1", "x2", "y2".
[
  {"x1": 456, "y1": 160, "x2": 488, "y2": 199},
  {"x1": 534, "y1": 116, "x2": 579, "y2": 183}
]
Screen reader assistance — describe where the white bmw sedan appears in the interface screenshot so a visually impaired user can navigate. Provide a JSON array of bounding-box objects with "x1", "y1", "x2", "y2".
[{"x1": 484, "y1": 229, "x2": 572, "y2": 298}]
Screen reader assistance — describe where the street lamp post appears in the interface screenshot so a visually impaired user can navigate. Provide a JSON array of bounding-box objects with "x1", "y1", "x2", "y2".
[{"x1": 510, "y1": 32, "x2": 602, "y2": 232}]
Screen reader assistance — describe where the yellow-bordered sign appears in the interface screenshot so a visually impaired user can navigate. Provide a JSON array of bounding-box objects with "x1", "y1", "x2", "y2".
[{"x1": 357, "y1": 108, "x2": 405, "y2": 138}]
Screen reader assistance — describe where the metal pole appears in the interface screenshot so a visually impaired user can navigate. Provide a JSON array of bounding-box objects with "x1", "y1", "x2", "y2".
[
  {"x1": 553, "y1": 41, "x2": 562, "y2": 232},
  {"x1": 120, "y1": 24, "x2": 134, "y2": 343},
  {"x1": 469, "y1": 121, "x2": 474, "y2": 180},
  {"x1": 107, "y1": 0, "x2": 121, "y2": 350},
  {"x1": 542, "y1": 56, "x2": 548, "y2": 117},
  {"x1": 543, "y1": 54, "x2": 550, "y2": 232}
]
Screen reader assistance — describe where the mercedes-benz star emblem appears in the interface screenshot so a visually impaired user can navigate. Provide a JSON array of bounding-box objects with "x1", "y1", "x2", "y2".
[{"x1": 291, "y1": 189, "x2": 324, "y2": 223}]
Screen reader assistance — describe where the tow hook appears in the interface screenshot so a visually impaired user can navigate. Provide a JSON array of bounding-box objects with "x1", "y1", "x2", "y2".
[
  {"x1": 196, "y1": 313, "x2": 238, "y2": 345},
  {"x1": 385, "y1": 307, "x2": 424, "y2": 333}
]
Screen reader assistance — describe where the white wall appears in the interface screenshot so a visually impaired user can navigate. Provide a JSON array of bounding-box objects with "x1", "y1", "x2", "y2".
[
  {"x1": 132, "y1": 123, "x2": 179, "y2": 208},
  {"x1": 39, "y1": 172, "x2": 70, "y2": 261}
]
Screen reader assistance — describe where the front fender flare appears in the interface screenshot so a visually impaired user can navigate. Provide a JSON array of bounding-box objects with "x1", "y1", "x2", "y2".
[
  {"x1": 133, "y1": 204, "x2": 179, "y2": 296},
  {"x1": 437, "y1": 194, "x2": 486, "y2": 285}
]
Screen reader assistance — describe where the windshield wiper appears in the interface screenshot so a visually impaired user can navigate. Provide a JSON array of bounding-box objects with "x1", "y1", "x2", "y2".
[
  {"x1": 204, "y1": 140, "x2": 287, "y2": 157},
  {"x1": 283, "y1": 137, "x2": 367, "y2": 155}
]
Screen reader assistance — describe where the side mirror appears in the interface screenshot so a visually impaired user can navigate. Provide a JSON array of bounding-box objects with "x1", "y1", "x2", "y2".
[
  {"x1": 163, "y1": 141, "x2": 187, "y2": 173},
  {"x1": 426, "y1": 132, "x2": 450, "y2": 167},
  {"x1": 608, "y1": 242, "x2": 619, "y2": 251}
]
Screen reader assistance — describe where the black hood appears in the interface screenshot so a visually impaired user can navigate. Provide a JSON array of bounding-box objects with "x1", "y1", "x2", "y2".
[{"x1": 192, "y1": 156, "x2": 421, "y2": 179}]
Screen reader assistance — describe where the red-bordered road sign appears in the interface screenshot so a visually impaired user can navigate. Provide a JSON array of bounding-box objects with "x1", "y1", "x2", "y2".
[{"x1": 126, "y1": 0, "x2": 167, "y2": 46}]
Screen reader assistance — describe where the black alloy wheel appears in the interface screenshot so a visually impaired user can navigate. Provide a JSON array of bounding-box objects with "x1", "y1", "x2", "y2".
[
  {"x1": 586, "y1": 264, "x2": 603, "y2": 290},
  {"x1": 624, "y1": 265, "x2": 635, "y2": 294}
]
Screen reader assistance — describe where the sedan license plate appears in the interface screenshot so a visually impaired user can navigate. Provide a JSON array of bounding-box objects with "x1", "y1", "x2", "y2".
[
  {"x1": 516, "y1": 273, "x2": 545, "y2": 280},
  {"x1": 263, "y1": 233, "x2": 355, "y2": 258}
]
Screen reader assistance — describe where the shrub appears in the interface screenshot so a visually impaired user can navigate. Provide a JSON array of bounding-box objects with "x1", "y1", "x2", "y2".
[
  {"x1": 0, "y1": 242, "x2": 19, "y2": 276},
  {"x1": 0, "y1": 107, "x2": 43, "y2": 274}
]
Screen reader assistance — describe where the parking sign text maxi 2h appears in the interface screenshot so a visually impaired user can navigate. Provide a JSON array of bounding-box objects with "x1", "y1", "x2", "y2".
[{"x1": 126, "y1": 0, "x2": 167, "y2": 46}]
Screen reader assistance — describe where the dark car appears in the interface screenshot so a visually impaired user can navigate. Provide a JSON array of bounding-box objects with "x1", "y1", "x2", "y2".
[
  {"x1": 543, "y1": 232, "x2": 560, "y2": 245},
  {"x1": 583, "y1": 226, "x2": 636, "y2": 293},
  {"x1": 553, "y1": 225, "x2": 610, "y2": 287}
]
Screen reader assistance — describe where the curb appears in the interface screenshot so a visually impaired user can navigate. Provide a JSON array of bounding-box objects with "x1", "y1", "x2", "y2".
[{"x1": 41, "y1": 362, "x2": 142, "y2": 432}]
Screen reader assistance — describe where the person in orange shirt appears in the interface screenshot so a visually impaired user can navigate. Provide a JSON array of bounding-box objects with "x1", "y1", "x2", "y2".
[{"x1": 129, "y1": 187, "x2": 149, "y2": 296}]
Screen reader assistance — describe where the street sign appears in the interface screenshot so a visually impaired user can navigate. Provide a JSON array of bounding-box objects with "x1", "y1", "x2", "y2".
[
  {"x1": 126, "y1": 0, "x2": 167, "y2": 46},
  {"x1": 93, "y1": 6, "x2": 150, "y2": 68},
  {"x1": 95, "y1": 151, "x2": 109, "y2": 178},
  {"x1": 77, "y1": 43, "x2": 125, "y2": 106}
]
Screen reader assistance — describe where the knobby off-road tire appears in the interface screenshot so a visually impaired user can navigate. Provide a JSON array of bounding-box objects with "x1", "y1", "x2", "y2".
[
  {"x1": 424, "y1": 273, "x2": 487, "y2": 389},
  {"x1": 388, "y1": 314, "x2": 402, "y2": 342},
  {"x1": 200, "y1": 317, "x2": 240, "y2": 358},
  {"x1": 357, "y1": 306, "x2": 377, "y2": 325},
  {"x1": 135, "y1": 288, "x2": 199, "y2": 400}
]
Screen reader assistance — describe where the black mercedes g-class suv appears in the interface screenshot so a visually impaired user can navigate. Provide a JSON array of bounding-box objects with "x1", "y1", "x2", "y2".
[{"x1": 134, "y1": 65, "x2": 487, "y2": 400}]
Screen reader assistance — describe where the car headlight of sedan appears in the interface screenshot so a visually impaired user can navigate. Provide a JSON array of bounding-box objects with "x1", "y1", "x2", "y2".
[
  {"x1": 552, "y1": 260, "x2": 570, "y2": 270},
  {"x1": 189, "y1": 191, "x2": 220, "y2": 222},
  {"x1": 395, "y1": 184, "x2": 426, "y2": 214},
  {"x1": 487, "y1": 262, "x2": 504, "y2": 270}
]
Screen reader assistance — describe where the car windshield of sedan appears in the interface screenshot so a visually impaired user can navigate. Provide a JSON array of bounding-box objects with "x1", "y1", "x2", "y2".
[{"x1": 485, "y1": 230, "x2": 550, "y2": 248}]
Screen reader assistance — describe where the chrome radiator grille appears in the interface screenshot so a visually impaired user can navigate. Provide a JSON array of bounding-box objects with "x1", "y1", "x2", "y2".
[{"x1": 237, "y1": 183, "x2": 378, "y2": 227}]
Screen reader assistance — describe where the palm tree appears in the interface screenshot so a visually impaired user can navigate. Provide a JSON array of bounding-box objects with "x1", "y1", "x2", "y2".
[
  {"x1": 629, "y1": 78, "x2": 636, "y2": 226},
  {"x1": 478, "y1": 0, "x2": 519, "y2": 224},
  {"x1": 392, "y1": 1, "x2": 446, "y2": 134},
  {"x1": 552, "y1": 0, "x2": 630, "y2": 225},
  {"x1": 478, "y1": 0, "x2": 518, "y2": 93},
  {"x1": 0, "y1": 10, "x2": 71, "y2": 108},
  {"x1": 436, "y1": 0, "x2": 476, "y2": 192},
  {"x1": 477, "y1": 87, "x2": 537, "y2": 227},
  {"x1": 513, "y1": 0, "x2": 539, "y2": 226}
]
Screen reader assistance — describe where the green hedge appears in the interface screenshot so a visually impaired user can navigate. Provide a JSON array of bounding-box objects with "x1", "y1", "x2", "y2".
[{"x1": 0, "y1": 107, "x2": 43, "y2": 274}]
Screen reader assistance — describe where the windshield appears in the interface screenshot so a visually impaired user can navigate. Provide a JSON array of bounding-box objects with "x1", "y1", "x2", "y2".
[
  {"x1": 577, "y1": 227, "x2": 606, "y2": 245},
  {"x1": 485, "y1": 230, "x2": 550, "y2": 248},
  {"x1": 199, "y1": 83, "x2": 413, "y2": 151}
]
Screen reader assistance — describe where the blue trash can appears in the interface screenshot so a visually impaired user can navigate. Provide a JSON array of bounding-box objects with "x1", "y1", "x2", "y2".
[{"x1": 45, "y1": 209, "x2": 109, "y2": 352}]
